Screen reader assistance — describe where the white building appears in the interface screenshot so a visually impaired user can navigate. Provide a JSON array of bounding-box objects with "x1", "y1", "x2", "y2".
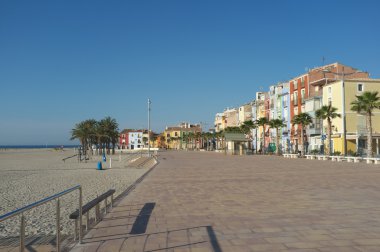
[{"x1": 129, "y1": 131, "x2": 143, "y2": 150}]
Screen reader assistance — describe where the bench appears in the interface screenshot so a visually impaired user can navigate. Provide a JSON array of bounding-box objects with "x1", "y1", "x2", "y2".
[
  {"x1": 305, "y1": 155, "x2": 316, "y2": 160},
  {"x1": 69, "y1": 189, "x2": 115, "y2": 239},
  {"x1": 363, "y1": 158, "x2": 380, "y2": 164},
  {"x1": 346, "y1": 156, "x2": 363, "y2": 163},
  {"x1": 316, "y1": 155, "x2": 329, "y2": 161}
]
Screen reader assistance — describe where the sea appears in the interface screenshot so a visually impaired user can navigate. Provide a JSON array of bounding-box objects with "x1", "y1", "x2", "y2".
[{"x1": 0, "y1": 145, "x2": 79, "y2": 149}]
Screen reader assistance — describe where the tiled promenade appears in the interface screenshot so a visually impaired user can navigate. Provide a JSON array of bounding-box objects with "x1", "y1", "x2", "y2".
[{"x1": 72, "y1": 151, "x2": 380, "y2": 252}]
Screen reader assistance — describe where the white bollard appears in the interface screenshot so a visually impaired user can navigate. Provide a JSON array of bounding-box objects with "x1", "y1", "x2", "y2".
[{"x1": 110, "y1": 158, "x2": 112, "y2": 168}]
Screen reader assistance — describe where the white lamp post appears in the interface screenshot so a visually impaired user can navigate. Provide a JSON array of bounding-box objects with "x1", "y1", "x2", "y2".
[{"x1": 148, "y1": 99, "x2": 151, "y2": 157}]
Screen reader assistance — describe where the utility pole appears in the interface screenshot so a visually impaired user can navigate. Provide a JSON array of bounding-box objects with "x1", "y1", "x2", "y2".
[{"x1": 148, "y1": 99, "x2": 151, "y2": 157}]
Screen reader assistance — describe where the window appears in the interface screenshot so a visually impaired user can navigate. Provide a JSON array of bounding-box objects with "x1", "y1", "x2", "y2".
[
  {"x1": 167, "y1": 133, "x2": 170, "y2": 137},
  {"x1": 328, "y1": 87, "x2": 332, "y2": 95},
  {"x1": 328, "y1": 98, "x2": 332, "y2": 106},
  {"x1": 358, "y1": 83, "x2": 364, "y2": 92},
  {"x1": 294, "y1": 91, "x2": 298, "y2": 106},
  {"x1": 283, "y1": 95, "x2": 288, "y2": 107},
  {"x1": 316, "y1": 118, "x2": 321, "y2": 129},
  {"x1": 175, "y1": 132, "x2": 178, "y2": 136},
  {"x1": 293, "y1": 81, "x2": 298, "y2": 90},
  {"x1": 301, "y1": 77, "x2": 305, "y2": 87},
  {"x1": 301, "y1": 89, "x2": 305, "y2": 104}
]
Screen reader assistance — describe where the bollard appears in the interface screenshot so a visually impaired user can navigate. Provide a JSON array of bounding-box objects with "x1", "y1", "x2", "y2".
[
  {"x1": 97, "y1": 161, "x2": 102, "y2": 170},
  {"x1": 110, "y1": 158, "x2": 112, "y2": 168}
]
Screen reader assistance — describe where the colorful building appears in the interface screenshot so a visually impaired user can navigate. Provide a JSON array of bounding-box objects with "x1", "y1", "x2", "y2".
[
  {"x1": 164, "y1": 122, "x2": 202, "y2": 149},
  {"x1": 277, "y1": 82, "x2": 290, "y2": 153},
  {"x1": 289, "y1": 62, "x2": 369, "y2": 153},
  {"x1": 322, "y1": 78, "x2": 380, "y2": 155},
  {"x1": 119, "y1": 129, "x2": 130, "y2": 149},
  {"x1": 128, "y1": 131, "x2": 143, "y2": 150},
  {"x1": 238, "y1": 103, "x2": 253, "y2": 126}
]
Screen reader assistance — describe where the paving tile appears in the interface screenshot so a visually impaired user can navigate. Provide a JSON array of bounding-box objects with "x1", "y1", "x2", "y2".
[{"x1": 69, "y1": 152, "x2": 380, "y2": 251}]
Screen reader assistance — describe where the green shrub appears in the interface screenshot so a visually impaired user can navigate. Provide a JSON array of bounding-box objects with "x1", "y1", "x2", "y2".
[
  {"x1": 310, "y1": 149, "x2": 319, "y2": 155},
  {"x1": 347, "y1": 150, "x2": 358, "y2": 157}
]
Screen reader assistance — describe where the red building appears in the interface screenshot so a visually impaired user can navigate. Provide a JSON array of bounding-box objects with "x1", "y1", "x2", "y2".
[
  {"x1": 289, "y1": 62, "x2": 369, "y2": 151},
  {"x1": 119, "y1": 129, "x2": 131, "y2": 149}
]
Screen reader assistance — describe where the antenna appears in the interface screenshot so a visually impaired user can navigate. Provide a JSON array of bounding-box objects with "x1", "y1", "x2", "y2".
[{"x1": 322, "y1": 56, "x2": 325, "y2": 65}]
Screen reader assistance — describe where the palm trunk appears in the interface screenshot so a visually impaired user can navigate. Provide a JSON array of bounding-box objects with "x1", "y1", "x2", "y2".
[
  {"x1": 367, "y1": 113, "x2": 373, "y2": 158},
  {"x1": 276, "y1": 128, "x2": 280, "y2": 155},
  {"x1": 262, "y1": 125, "x2": 265, "y2": 154},
  {"x1": 327, "y1": 118, "x2": 332, "y2": 156},
  {"x1": 98, "y1": 137, "x2": 102, "y2": 155},
  {"x1": 300, "y1": 126, "x2": 305, "y2": 156}
]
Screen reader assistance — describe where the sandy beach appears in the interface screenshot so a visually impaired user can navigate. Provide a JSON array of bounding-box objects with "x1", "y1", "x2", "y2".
[{"x1": 0, "y1": 148, "x2": 153, "y2": 238}]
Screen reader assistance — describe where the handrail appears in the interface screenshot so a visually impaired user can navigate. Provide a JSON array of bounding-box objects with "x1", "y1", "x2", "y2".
[
  {"x1": 0, "y1": 185, "x2": 83, "y2": 252},
  {"x1": 0, "y1": 185, "x2": 80, "y2": 221}
]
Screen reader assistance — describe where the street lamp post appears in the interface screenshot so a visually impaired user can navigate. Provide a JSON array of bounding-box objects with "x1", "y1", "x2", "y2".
[{"x1": 148, "y1": 99, "x2": 151, "y2": 157}]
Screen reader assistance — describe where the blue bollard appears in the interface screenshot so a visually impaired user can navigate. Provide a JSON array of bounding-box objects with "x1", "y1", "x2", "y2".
[{"x1": 97, "y1": 161, "x2": 102, "y2": 170}]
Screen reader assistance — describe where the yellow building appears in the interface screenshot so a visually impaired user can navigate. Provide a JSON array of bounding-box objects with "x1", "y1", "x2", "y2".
[
  {"x1": 164, "y1": 127, "x2": 182, "y2": 149},
  {"x1": 322, "y1": 79, "x2": 380, "y2": 155},
  {"x1": 214, "y1": 113, "x2": 225, "y2": 132},
  {"x1": 164, "y1": 123, "x2": 202, "y2": 149}
]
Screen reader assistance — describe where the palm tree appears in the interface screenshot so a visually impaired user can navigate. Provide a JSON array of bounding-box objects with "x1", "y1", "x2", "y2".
[
  {"x1": 159, "y1": 135, "x2": 165, "y2": 149},
  {"x1": 151, "y1": 135, "x2": 158, "y2": 148},
  {"x1": 142, "y1": 137, "x2": 148, "y2": 148},
  {"x1": 351, "y1": 91, "x2": 380, "y2": 158},
  {"x1": 292, "y1": 113, "x2": 313, "y2": 156},
  {"x1": 240, "y1": 120, "x2": 256, "y2": 152},
  {"x1": 84, "y1": 119, "x2": 97, "y2": 155},
  {"x1": 315, "y1": 105, "x2": 341, "y2": 156},
  {"x1": 99, "y1": 117, "x2": 119, "y2": 154},
  {"x1": 187, "y1": 132, "x2": 195, "y2": 150},
  {"x1": 71, "y1": 121, "x2": 89, "y2": 157},
  {"x1": 182, "y1": 132, "x2": 189, "y2": 150},
  {"x1": 195, "y1": 132, "x2": 202, "y2": 150},
  {"x1": 225, "y1": 126, "x2": 242, "y2": 133},
  {"x1": 218, "y1": 130, "x2": 225, "y2": 151},
  {"x1": 256, "y1": 117, "x2": 268, "y2": 154},
  {"x1": 268, "y1": 119, "x2": 286, "y2": 155}
]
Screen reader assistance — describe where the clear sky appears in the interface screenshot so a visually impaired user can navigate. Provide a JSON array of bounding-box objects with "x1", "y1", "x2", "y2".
[{"x1": 1, "y1": 0, "x2": 379, "y2": 145}]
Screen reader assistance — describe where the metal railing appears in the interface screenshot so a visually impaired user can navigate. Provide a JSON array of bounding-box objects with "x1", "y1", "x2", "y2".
[{"x1": 0, "y1": 185, "x2": 83, "y2": 252}]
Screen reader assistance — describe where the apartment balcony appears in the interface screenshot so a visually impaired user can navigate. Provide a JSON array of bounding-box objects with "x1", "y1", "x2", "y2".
[{"x1": 308, "y1": 128, "x2": 322, "y2": 136}]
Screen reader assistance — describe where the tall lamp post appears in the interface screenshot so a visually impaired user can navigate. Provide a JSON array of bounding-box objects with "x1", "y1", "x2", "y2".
[
  {"x1": 148, "y1": 98, "x2": 151, "y2": 157},
  {"x1": 322, "y1": 68, "x2": 366, "y2": 156}
]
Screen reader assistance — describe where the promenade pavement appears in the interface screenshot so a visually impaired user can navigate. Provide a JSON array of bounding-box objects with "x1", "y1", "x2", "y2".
[{"x1": 71, "y1": 151, "x2": 380, "y2": 252}]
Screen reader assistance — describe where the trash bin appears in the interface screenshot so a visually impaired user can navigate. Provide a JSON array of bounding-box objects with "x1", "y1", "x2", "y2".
[{"x1": 97, "y1": 161, "x2": 102, "y2": 170}]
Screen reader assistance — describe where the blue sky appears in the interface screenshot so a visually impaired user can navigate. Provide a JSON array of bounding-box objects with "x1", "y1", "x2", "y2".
[{"x1": 1, "y1": 0, "x2": 379, "y2": 145}]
